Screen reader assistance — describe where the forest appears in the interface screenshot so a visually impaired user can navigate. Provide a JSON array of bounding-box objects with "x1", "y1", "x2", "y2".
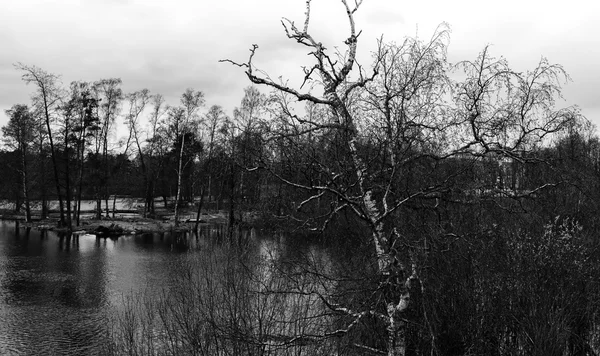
[
  {"x1": 3, "y1": 1, "x2": 600, "y2": 355},
  {"x1": 0, "y1": 68, "x2": 264, "y2": 228}
]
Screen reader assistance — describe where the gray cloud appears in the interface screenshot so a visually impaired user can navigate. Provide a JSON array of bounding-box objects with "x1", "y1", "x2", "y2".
[{"x1": 2, "y1": 0, "x2": 599, "y2": 132}]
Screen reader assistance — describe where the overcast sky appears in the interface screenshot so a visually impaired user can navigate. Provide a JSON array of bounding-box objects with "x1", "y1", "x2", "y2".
[{"x1": 1, "y1": 0, "x2": 599, "y2": 136}]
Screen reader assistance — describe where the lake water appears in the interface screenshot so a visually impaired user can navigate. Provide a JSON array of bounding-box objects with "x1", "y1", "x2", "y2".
[{"x1": 0, "y1": 220, "x2": 313, "y2": 355}]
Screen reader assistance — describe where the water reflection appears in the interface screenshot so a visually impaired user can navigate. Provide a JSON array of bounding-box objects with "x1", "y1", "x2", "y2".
[
  {"x1": 0, "y1": 222, "x2": 109, "y2": 354},
  {"x1": 0, "y1": 221, "x2": 333, "y2": 355}
]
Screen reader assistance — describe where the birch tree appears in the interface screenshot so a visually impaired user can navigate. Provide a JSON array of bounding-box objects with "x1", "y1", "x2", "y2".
[
  {"x1": 232, "y1": 86, "x2": 268, "y2": 215},
  {"x1": 223, "y1": 1, "x2": 578, "y2": 354},
  {"x1": 142, "y1": 94, "x2": 168, "y2": 217},
  {"x1": 203, "y1": 105, "x2": 227, "y2": 203},
  {"x1": 173, "y1": 89, "x2": 204, "y2": 224},
  {"x1": 93, "y1": 78, "x2": 123, "y2": 218},
  {"x1": 121, "y1": 89, "x2": 150, "y2": 217}
]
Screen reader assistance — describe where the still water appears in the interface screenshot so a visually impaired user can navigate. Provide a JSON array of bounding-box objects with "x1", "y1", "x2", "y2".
[{"x1": 0, "y1": 220, "x2": 303, "y2": 355}]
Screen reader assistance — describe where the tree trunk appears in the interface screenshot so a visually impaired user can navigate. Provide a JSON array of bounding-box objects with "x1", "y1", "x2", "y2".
[
  {"x1": 144, "y1": 179, "x2": 154, "y2": 218},
  {"x1": 20, "y1": 146, "x2": 31, "y2": 222},
  {"x1": 41, "y1": 195, "x2": 47, "y2": 220},
  {"x1": 387, "y1": 317, "x2": 406, "y2": 356},
  {"x1": 75, "y1": 200, "x2": 80, "y2": 226},
  {"x1": 96, "y1": 197, "x2": 102, "y2": 219},
  {"x1": 64, "y1": 147, "x2": 73, "y2": 230},
  {"x1": 44, "y1": 103, "x2": 66, "y2": 226},
  {"x1": 136, "y1": 149, "x2": 152, "y2": 218},
  {"x1": 76, "y1": 176, "x2": 83, "y2": 226},
  {"x1": 14, "y1": 185, "x2": 20, "y2": 213},
  {"x1": 174, "y1": 134, "x2": 186, "y2": 226},
  {"x1": 104, "y1": 196, "x2": 110, "y2": 219},
  {"x1": 207, "y1": 174, "x2": 212, "y2": 203},
  {"x1": 228, "y1": 158, "x2": 236, "y2": 241},
  {"x1": 40, "y1": 142, "x2": 48, "y2": 220},
  {"x1": 103, "y1": 140, "x2": 110, "y2": 218},
  {"x1": 335, "y1": 99, "x2": 409, "y2": 356},
  {"x1": 75, "y1": 135, "x2": 85, "y2": 226},
  {"x1": 148, "y1": 178, "x2": 157, "y2": 217},
  {"x1": 238, "y1": 169, "x2": 245, "y2": 222},
  {"x1": 218, "y1": 175, "x2": 226, "y2": 211},
  {"x1": 194, "y1": 186, "x2": 205, "y2": 232}
]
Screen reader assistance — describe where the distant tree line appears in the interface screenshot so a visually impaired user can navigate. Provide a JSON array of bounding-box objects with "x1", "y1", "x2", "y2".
[{"x1": 1, "y1": 67, "x2": 273, "y2": 230}]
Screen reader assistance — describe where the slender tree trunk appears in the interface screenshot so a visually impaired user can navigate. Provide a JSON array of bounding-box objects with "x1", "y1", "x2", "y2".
[
  {"x1": 149, "y1": 163, "x2": 161, "y2": 216},
  {"x1": 207, "y1": 174, "x2": 212, "y2": 203},
  {"x1": 76, "y1": 171, "x2": 83, "y2": 226},
  {"x1": 43, "y1": 105, "x2": 66, "y2": 226},
  {"x1": 64, "y1": 171, "x2": 72, "y2": 229},
  {"x1": 40, "y1": 142, "x2": 48, "y2": 219},
  {"x1": 174, "y1": 134, "x2": 186, "y2": 226},
  {"x1": 206, "y1": 132, "x2": 215, "y2": 204},
  {"x1": 14, "y1": 186, "x2": 21, "y2": 213},
  {"x1": 112, "y1": 195, "x2": 117, "y2": 218},
  {"x1": 46, "y1": 146, "x2": 62, "y2": 223},
  {"x1": 238, "y1": 169, "x2": 245, "y2": 222},
  {"x1": 144, "y1": 180, "x2": 154, "y2": 218},
  {"x1": 75, "y1": 134, "x2": 86, "y2": 226},
  {"x1": 142, "y1": 177, "x2": 149, "y2": 217},
  {"x1": 104, "y1": 196, "x2": 110, "y2": 218},
  {"x1": 228, "y1": 158, "x2": 236, "y2": 240},
  {"x1": 41, "y1": 195, "x2": 47, "y2": 219},
  {"x1": 20, "y1": 145, "x2": 32, "y2": 222},
  {"x1": 96, "y1": 197, "x2": 102, "y2": 219},
  {"x1": 148, "y1": 177, "x2": 157, "y2": 217},
  {"x1": 135, "y1": 146, "x2": 150, "y2": 218},
  {"x1": 103, "y1": 140, "x2": 110, "y2": 218},
  {"x1": 218, "y1": 173, "x2": 226, "y2": 211},
  {"x1": 63, "y1": 131, "x2": 73, "y2": 230},
  {"x1": 194, "y1": 186, "x2": 205, "y2": 232},
  {"x1": 75, "y1": 200, "x2": 80, "y2": 226}
]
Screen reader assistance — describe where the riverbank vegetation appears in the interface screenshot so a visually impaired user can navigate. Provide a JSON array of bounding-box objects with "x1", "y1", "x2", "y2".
[{"x1": 4, "y1": 1, "x2": 600, "y2": 354}]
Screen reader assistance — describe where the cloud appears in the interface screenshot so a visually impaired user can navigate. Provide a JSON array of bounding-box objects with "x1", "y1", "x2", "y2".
[{"x1": 1, "y1": 0, "x2": 599, "y2": 131}]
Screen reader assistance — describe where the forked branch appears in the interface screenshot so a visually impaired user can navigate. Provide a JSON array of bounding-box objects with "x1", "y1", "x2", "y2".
[{"x1": 221, "y1": 0, "x2": 375, "y2": 106}]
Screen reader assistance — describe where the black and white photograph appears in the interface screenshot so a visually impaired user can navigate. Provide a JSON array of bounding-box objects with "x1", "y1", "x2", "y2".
[{"x1": 0, "y1": 0, "x2": 599, "y2": 354}]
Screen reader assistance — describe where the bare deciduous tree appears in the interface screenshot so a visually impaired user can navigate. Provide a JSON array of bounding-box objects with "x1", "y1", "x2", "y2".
[
  {"x1": 15, "y1": 63, "x2": 67, "y2": 226},
  {"x1": 173, "y1": 89, "x2": 205, "y2": 224},
  {"x1": 223, "y1": 1, "x2": 578, "y2": 354},
  {"x1": 93, "y1": 78, "x2": 123, "y2": 218}
]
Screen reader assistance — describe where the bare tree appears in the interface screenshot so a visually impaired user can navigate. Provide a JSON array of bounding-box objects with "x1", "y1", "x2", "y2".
[
  {"x1": 119, "y1": 89, "x2": 151, "y2": 217},
  {"x1": 203, "y1": 105, "x2": 227, "y2": 204},
  {"x1": 123, "y1": 89, "x2": 151, "y2": 158},
  {"x1": 142, "y1": 94, "x2": 168, "y2": 217},
  {"x1": 174, "y1": 89, "x2": 205, "y2": 225},
  {"x1": 15, "y1": 64, "x2": 67, "y2": 226},
  {"x1": 93, "y1": 78, "x2": 123, "y2": 218},
  {"x1": 223, "y1": 1, "x2": 578, "y2": 354},
  {"x1": 231, "y1": 86, "x2": 269, "y2": 224}
]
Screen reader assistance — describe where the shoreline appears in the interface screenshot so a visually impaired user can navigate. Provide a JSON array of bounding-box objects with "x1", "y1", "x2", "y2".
[
  {"x1": 0, "y1": 207, "x2": 294, "y2": 236},
  {"x1": 1, "y1": 210, "x2": 238, "y2": 235}
]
